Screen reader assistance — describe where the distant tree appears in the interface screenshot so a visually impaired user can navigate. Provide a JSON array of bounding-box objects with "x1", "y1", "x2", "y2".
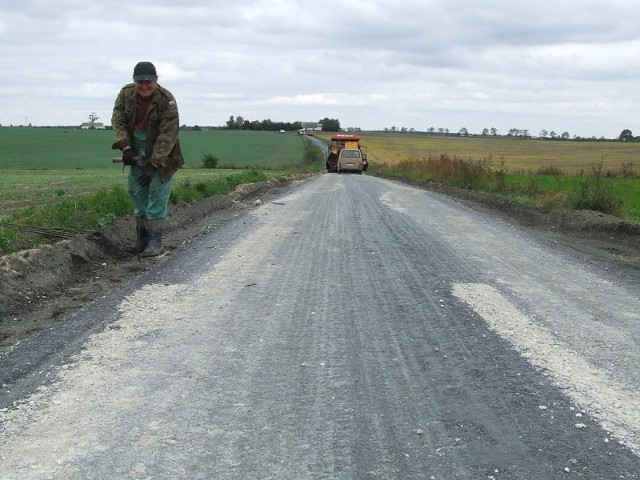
[
  {"x1": 319, "y1": 117, "x2": 340, "y2": 131},
  {"x1": 88, "y1": 112, "x2": 99, "y2": 124},
  {"x1": 550, "y1": 131, "x2": 557, "y2": 139},
  {"x1": 459, "y1": 127, "x2": 469, "y2": 136},
  {"x1": 539, "y1": 129, "x2": 548, "y2": 138},
  {"x1": 619, "y1": 129, "x2": 634, "y2": 142},
  {"x1": 561, "y1": 131, "x2": 570, "y2": 140},
  {"x1": 490, "y1": 127, "x2": 498, "y2": 136},
  {"x1": 224, "y1": 115, "x2": 247, "y2": 129},
  {"x1": 482, "y1": 128, "x2": 489, "y2": 136},
  {"x1": 428, "y1": 127, "x2": 436, "y2": 134}
]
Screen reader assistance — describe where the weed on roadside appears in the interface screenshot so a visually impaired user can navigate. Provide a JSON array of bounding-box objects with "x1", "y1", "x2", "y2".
[{"x1": 570, "y1": 162, "x2": 623, "y2": 216}]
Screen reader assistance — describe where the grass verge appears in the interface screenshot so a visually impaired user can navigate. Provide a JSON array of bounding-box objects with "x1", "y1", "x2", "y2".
[
  {"x1": 370, "y1": 155, "x2": 637, "y2": 222},
  {"x1": 0, "y1": 170, "x2": 274, "y2": 254}
]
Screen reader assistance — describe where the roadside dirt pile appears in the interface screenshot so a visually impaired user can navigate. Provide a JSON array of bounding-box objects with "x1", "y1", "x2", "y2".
[{"x1": 1, "y1": 177, "x2": 639, "y2": 352}]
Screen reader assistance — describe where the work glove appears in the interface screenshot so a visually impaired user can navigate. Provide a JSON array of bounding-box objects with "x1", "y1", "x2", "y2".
[
  {"x1": 137, "y1": 162, "x2": 157, "y2": 187},
  {"x1": 122, "y1": 148, "x2": 137, "y2": 165}
]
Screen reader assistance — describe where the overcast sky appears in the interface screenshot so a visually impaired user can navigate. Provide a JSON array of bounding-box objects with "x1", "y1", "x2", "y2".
[{"x1": 1, "y1": 0, "x2": 638, "y2": 138}]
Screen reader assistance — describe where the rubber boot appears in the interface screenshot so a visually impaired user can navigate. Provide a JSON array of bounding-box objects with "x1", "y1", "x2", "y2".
[
  {"x1": 141, "y1": 219, "x2": 165, "y2": 257},
  {"x1": 125, "y1": 217, "x2": 148, "y2": 253}
]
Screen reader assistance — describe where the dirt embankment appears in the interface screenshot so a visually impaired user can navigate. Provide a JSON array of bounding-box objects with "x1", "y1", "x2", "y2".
[
  {"x1": 0, "y1": 180, "x2": 290, "y2": 352},
  {"x1": 1, "y1": 176, "x2": 639, "y2": 353}
]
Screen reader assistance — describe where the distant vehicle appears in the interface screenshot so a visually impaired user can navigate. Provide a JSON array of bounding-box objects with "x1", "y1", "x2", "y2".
[
  {"x1": 337, "y1": 148, "x2": 364, "y2": 174},
  {"x1": 326, "y1": 134, "x2": 368, "y2": 173},
  {"x1": 279, "y1": 129, "x2": 285, "y2": 134}
]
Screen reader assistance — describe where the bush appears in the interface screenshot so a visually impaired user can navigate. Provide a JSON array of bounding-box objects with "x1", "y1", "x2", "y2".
[
  {"x1": 202, "y1": 153, "x2": 219, "y2": 169},
  {"x1": 570, "y1": 162, "x2": 623, "y2": 216}
]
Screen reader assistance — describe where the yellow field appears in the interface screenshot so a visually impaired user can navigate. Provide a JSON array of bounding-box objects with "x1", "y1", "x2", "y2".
[{"x1": 316, "y1": 132, "x2": 639, "y2": 175}]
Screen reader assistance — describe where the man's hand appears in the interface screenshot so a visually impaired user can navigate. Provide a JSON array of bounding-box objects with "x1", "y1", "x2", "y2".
[
  {"x1": 137, "y1": 163, "x2": 157, "y2": 186},
  {"x1": 122, "y1": 148, "x2": 137, "y2": 165}
]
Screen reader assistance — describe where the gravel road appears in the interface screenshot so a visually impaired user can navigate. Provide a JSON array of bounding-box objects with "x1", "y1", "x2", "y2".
[{"x1": 1, "y1": 174, "x2": 639, "y2": 479}]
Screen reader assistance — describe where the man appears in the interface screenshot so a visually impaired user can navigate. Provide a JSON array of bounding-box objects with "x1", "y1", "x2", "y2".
[{"x1": 111, "y1": 61, "x2": 184, "y2": 257}]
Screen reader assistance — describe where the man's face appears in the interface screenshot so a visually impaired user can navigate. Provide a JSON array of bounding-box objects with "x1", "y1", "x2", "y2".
[{"x1": 135, "y1": 80, "x2": 157, "y2": 98}]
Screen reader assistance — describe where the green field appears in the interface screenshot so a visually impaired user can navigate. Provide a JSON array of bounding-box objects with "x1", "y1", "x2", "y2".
[
  {"x1": 0, "y1": 128, "x2": 308, "y2": 213},
  {"x1": 0, "y1": 127, "x2": 306, "y2": 170}
]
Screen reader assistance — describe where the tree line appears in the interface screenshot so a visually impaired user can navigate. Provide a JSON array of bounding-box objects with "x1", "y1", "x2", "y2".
[
  {"x1": 382, "y1": 126, "x2": 638, "y2": 142},
  {"x1": 222, "y1": 116, "x2": 340, "y2": 132}
]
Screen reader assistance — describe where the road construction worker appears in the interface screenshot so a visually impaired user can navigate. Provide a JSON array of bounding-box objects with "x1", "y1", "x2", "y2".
[{"x1": 111, "y1": 61, "x2": 184, "y2": 257}]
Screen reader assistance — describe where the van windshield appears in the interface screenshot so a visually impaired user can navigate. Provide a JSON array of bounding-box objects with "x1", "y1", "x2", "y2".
[{"x1": 341, "y1": 150, "x2": 360, "y2": 158}]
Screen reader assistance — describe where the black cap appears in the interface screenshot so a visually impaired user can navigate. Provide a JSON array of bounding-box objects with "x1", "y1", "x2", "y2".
[{"x1": 133, "y1": 62, "x2": 158, "y2": 81}]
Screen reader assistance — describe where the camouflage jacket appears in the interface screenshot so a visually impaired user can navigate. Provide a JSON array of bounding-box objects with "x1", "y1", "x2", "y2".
[{"x1": 111, "y1": 83, "x2": 184, "y2": 181}]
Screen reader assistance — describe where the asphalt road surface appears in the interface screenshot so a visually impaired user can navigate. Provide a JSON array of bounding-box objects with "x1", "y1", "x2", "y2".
[{"x1": 2, "y1": 174, "x2": 639, "y2": 479}]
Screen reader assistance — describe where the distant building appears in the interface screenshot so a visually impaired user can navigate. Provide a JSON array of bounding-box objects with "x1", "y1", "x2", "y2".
[
  {"x1": 299, "y1": 122, "x2": 323, "y2": 134},
  {"x1": 80, "y1": 122, "x2": 105, "y2": 129}
]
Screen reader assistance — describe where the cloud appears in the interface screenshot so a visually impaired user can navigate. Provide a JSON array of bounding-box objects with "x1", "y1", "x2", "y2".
[
  {"x1": 261, "y1": 93, "x2": 388, "y2": 107},
  {"x1": 0, "y1": 0, "x2": 639, "y2": 138}
]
